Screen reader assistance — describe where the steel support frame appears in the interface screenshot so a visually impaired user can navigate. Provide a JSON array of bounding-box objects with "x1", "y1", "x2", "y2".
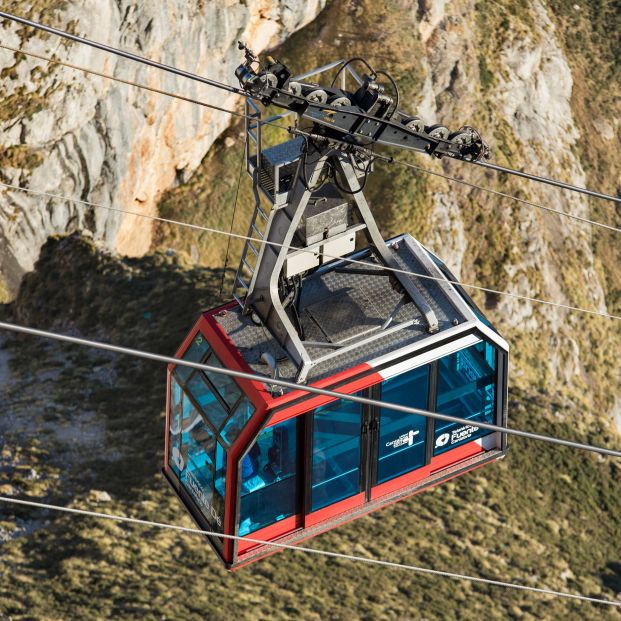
[{"x1": 245, "y1": 146, "x2": 439, "y2": 382}]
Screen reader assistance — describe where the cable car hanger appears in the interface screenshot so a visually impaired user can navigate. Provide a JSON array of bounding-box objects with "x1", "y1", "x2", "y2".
[
  {"x1": 2, "y1": 10, "x2": 620, "y2": 205},
  {"x1": 3, "y1": 10, "x2": 621, "y2": 572},
  {"x1": 2, "y1": 42, "x2": 620, "y2": 237}
]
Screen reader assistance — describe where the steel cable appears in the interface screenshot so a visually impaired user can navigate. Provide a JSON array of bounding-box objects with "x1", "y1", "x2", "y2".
[
  {"x1": 2, "y1": 11, "x2": 620, "y2": 206},
  {"x1": 0, "y1": 319, "x2": 620, "y2": 458},
  {"x1": 390, "y1": 159, "x2": 621, "y2": 235},
  {"x1": 2, "y1": 181, "x2": 621, "y2": 324},
  {"x1": 2, "y1": 43, "x2": 619, "y2": 237},
  {"x1": 0, "y1": 495, "x2": 619, "y2": 608}
]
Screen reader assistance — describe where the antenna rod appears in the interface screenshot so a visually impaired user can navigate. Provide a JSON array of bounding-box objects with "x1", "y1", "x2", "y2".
[
  {"x1": 0, "y1": 11, "x2": 245, "y2": 97},
  {"x1": 473, "y1": 160, "x2": 621, "y2": 205}
]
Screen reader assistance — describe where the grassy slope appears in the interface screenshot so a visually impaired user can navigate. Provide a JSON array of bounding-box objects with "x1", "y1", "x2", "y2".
[
  {"x1": 0, "y1": 235, "x2": 620, "y2": 621},
  {"x1": 1, "y1": 0, "x2": 621, "y2": 618}
]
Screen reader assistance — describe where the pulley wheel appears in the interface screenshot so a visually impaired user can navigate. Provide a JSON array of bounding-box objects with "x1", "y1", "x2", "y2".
[
  {"x1": 329, "y1": 95, "x2": 351, "y2": 107},
  {"x1": 402, "y1": 116, "x2": 425, "y2": 133},
  {"x1": 306, "y1": 89, "x2": 328, "y2": 104},
  {"x1": 449, "y1": 128, "x2": 474, "y2": 145},
  {"x1": 262, "y1": 73, "x2": 278, "y2": 88},
  {"x1": 426, "y1": 124, "x2": 450, "y2": 140},
  {"x1": 287, "y1": 81, "x2": 302, "y2": 97}
]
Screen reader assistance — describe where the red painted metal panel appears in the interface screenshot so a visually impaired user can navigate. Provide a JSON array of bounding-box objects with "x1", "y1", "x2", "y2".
[
  {"x1": 236, "y1": 514, "x2": 302, "y2": 555},
  {"x1": 268, "y1": 361, "x2": 374, "y2": 408},
  {"x1": 370, "y1": 440, "x2": 485, "y2": 501},
  {"x1": 370, "y1": 464, "x2": 433, "y2": 500},
  {"x1": 305, "y1": 492, "x2": 366, "y2": 528},
  {"x1": 267, "y1": 365, "x2": 381, "y2": 426},
  {"x1": 200, "y1": 310, "x2": 270, "y2": 410},
  {"x1": 429, "y1": 441, "x2": 484, "y2": 473}
]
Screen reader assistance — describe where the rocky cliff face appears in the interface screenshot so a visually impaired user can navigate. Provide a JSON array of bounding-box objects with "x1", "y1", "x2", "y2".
[
  {"x1": 1, "y1": 0, "x2": 620, "y2": 411},
  {"x1": 413, "y1": 0, "x2": 620, "y2": 410},
  {"x1": 0, "y1": 0, "x2": 325, "y2": 295}
]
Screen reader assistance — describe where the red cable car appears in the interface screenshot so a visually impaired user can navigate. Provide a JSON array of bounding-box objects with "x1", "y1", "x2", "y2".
[{"x1": 163, "y1": 55, "x2": 508, "y2": 568}]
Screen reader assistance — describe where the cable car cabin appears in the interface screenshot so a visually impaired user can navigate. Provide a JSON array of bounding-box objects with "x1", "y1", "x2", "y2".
[{"x1": 164, "y1": 234, "x2": 509, "y2": 569}]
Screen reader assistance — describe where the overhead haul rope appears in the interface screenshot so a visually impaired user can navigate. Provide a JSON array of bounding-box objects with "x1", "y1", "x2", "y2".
[
  {"x1": 473, "y1": 160, "x2": 621, "y2": 206},
  {"x1": 391, "y1": 159, "x2": 621, "y2": 235},
  {"x1": 0, "y1": 43, "x2": 249, "y2": 120},
  {"x1": 2, "y1": 11, "x2": 620, "y2": 206},
  {"x1": 2, "y1": 181, "x2": 621, "y2": 324},
  {"x1": 1, "y1": 43, "x2": 619, "y2": 239},
  {"x1": 0, "y1": 12, "x2": 244, "y2": 96},
  {"x1": 1, "y1": 497, "x2": 619, "y2": 609},
  {"x1": 0, "y1": 319, "x2": 620, "y2": 458}
]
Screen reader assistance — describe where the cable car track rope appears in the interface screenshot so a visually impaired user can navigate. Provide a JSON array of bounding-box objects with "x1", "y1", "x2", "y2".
[
  {"x1": 2, "y1": 181, "x2": 621, "y2": 324},
  {"x1": 0, "y1": 43, "x2": 250, "y2": 119},
  {"x1": 0, "y1": 495, "x2": 619, "y2": 608},
  {"x1": 388, "y1": 159, "x2": 621, "y2": 235},
  {"x1": 1, "y1": 11, "x2": 620, "y2": 206},
  {"x1": 1, "y1": 11, "x2": 620, "y2": 611},
  {"x1": 0, "y1": 319, "x2": 619, "y2": 458},
  {"x1": 1, "y1": 42, "x2": 620, "y2": 239}
]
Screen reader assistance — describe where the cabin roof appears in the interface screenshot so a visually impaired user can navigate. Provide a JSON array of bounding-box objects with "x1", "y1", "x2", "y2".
[{"x1": 212, "y1": 234, "x2": 492, "y2": 386}]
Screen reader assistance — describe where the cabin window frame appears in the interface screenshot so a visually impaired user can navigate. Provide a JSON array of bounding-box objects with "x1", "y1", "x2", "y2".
[{"x1": 230, "y1": 327, "x2": 507, "y2": 563}]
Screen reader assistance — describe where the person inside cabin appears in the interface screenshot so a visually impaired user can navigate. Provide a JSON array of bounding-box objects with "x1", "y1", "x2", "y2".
[{"x1": 242, "y1": 442, "x2": 264, "y2": 492}]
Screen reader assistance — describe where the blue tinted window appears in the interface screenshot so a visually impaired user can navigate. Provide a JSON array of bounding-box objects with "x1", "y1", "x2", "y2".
[
  {"x1": 203, "y1": 354, "x2": 243, "y2": 409},
  {"x1": 177, "y1": 333, "x2": 210, "y2": 382},
  {"x1": 186, "y1": 373, "x2": 228, "y2": 429},
  {"x1": 434, "y1": 341, "x2": 497, "y2": 455},
  {"x1": 178, "y1": 402, "x2": 225, "y2": 532},
  {"x1": 220, "y1": 396, "x2": 255, "y2": 446},
  {"x1": 378, "y1": 366, "x2": 429, "y2": 483},
  {"x1": 239, "y1": 418, "x2": 298, "y2": 536},
  {"x1": 311, "y1": 396, "x2": 362, "y2": 512},
  {"x1": 215, "y1": 441, "x2": 227, "y2": 498}
]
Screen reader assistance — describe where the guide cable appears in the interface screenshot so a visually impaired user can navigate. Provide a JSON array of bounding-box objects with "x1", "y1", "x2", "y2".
[
  {"x1": 0, "y1": 319, "x2": 620, "y2": 458},
  {"x1": 2, "y1": 181, "x2": 621, "y2": 324},
  {"x1": 2, "y1": 43, "x2": 619, "y2": 237},
  {"x1": 0, "y1": 495, "x2": 619, "y2": 609},
  {"x1": 2, "y1": 11, "x2": 620, "y2": 206}
]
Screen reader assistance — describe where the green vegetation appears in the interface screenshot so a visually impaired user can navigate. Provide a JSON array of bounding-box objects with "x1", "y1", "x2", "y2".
[
  {"x1": 0, "y1": 144, "x2": 43, "y2": 170},
  {"x1": 1, "y1": 0, "x2": 621, "y2": 618},
  {"x1": 0, "y1": 235, "x2": 620, "y2": 620}
]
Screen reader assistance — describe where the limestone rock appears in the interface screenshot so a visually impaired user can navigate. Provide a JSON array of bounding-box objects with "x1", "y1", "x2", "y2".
[{"x1": 0, "y1": 0, "x2": 325, "y2": 295}]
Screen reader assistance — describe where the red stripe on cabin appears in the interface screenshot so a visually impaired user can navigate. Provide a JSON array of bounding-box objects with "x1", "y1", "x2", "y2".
[{"x1": 305, "y1": 492, "x2": 366, "y2": 528}]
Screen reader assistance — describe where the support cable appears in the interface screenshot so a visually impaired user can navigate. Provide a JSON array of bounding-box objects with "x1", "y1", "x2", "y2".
[
  {"x1": 0, "y1": 495, "x2": 619, "y2": 609},
  {"x1": 2, "y1": 11, "x2": 620, "y2": 206},
  {"x1": 474, "y1": 160, "x2": 621, "y2": 206},
  {"x1": 0, "y1": 43, "x2": 249, "y2": 119},
  {"x1": 2, "y1": 181, "x2": 621, "y2": 324},
  {"x1": 2, "y1": 43, "x2": 620, "y2": 238},
  {"x1": 0, "y1": 319, "x2": 620, "y2": 458},
  {"x1": 0, "y1": 12, "x2": 245, "y2": 96},
  {"x1": 391, "y1": 159, "x2": 621, "y2": 235}
]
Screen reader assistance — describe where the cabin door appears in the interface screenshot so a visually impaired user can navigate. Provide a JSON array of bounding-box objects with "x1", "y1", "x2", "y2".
[
  {"x1": 306, "y1": 365, "x2": 431, "y2": 518},
  {"x1": 365, "y1": 365, "x2": 432, "y2": 498}
]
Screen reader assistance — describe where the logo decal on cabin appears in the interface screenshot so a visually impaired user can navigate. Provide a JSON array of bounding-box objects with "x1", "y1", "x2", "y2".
[{"x1": 386, "y1": 429, "x2": 419, "y2": 449}]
